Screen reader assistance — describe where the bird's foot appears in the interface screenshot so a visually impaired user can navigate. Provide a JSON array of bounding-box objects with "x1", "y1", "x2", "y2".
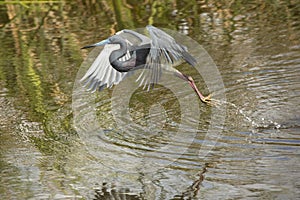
[
  {"x1": 201, "y1": 94, "x2": 212, "y2": 104},
  {"x1": 201, "y1": 94, "x2": 223, "y2": 106}
]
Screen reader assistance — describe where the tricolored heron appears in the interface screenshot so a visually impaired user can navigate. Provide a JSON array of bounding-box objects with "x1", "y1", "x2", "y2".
[{"x1": 80, "y1": 25, "x2": 210, "y2": 103}]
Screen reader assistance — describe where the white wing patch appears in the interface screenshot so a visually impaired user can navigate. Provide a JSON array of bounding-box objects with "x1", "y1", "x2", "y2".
[{"x1": 80, "y1": 44, "x2": 129, "y2": 92}]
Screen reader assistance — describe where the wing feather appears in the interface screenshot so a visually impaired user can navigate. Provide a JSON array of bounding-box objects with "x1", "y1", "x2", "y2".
[
  {"x1": 135, "y1": 25, "x2": 197, "y2": 90},
  {"x1": 80, "y1": 44, "x2": 129, "y2": 92}
]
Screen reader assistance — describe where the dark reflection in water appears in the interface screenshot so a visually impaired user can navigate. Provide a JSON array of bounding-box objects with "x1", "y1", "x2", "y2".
[
  {"x1": 93, "y1": 165, "x2": 207, "y2": 200},
  {"x1": 94, "y1": 183, "x2": 143, "y2": 200},
  {"x1": 0, "y1": 0, "x2": 300, "y2": 199}
]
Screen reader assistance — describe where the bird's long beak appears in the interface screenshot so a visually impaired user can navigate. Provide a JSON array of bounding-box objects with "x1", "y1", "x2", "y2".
[{"x1": 81, "y1": 39, "x2": 110, "y2": 49}]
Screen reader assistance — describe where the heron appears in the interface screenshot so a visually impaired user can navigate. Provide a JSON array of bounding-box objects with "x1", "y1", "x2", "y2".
[{"x1": 80, "y1": 25, "x2": 211, "y2": 103}]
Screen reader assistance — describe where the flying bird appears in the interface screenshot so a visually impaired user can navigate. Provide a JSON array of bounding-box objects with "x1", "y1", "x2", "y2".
[{"x1": 80, "y1": 25, "x2": 210, "y2": 103}]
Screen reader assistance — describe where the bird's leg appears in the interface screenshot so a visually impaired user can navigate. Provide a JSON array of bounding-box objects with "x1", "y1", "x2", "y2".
[
  {"x1": 174, "y1": 70, "x2": 211, "y2": 103},
  {"x1": 187, "y1": 76, "x2": 211, "y2": 103}
]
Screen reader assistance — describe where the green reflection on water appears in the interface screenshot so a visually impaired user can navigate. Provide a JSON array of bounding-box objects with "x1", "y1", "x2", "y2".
[
  {"x1": 17, "y1": 42, "x2": 46, "y2": 117},
  {"x1": 0, "y1": 2, "x2": 79, "y2": 165}
]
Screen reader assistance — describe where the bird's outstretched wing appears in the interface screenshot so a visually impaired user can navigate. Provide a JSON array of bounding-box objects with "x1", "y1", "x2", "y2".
[
  {"x1": 80, "y1": 44, "x2": 131, "y2": 92},
  {"x1": 119, "y1": 29, "x2": 150, "y2": 46},
  {"x1": 147, "y1": 25, "x2": 196, "y2": 66},
  {"x1": 136, "y1": 25, "x2": 197, "y2": 90}
]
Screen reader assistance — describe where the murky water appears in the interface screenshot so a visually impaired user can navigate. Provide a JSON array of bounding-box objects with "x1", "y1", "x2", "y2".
[{"x1": 0, "y1": 1, "x2": 299, "y2": 199}]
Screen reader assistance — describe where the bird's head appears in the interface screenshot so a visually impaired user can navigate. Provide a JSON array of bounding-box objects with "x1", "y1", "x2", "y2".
[{"x1": 81, "y1": 36, "x2": 121, "y2": 49}]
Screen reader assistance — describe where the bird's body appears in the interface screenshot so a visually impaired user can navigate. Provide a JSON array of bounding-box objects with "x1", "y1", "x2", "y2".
[{"x1": 81, "y1": 25, "x2": 210, "y2": 103}]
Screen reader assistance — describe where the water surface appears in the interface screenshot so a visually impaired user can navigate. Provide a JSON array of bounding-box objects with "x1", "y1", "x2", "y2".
[{"x1": 0, "y1": 1, "x2": 299, "y2": 199}]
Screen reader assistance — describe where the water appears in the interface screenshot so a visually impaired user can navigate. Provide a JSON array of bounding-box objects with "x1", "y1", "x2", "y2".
[{"x1": 0, "y1": 1, "x2": 299, "y2": 199}]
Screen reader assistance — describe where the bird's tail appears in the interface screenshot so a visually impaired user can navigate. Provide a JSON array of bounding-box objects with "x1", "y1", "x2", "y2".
[{"x1": 182, "y1": 51, "x2": 197, "y2": 67}]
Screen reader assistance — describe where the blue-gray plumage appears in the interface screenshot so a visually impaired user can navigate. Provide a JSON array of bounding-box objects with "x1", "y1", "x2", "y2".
[{"x1": 81, "y1": 25, "x2": 210, "y2": 103}]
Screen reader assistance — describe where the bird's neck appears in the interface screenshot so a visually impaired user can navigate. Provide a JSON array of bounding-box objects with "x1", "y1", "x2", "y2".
[{"x1": 109, "y1": 40, "x2": 136, "y2": 72}]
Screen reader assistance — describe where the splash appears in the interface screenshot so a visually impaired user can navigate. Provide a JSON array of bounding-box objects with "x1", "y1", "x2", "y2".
[{"x1": 210, "y1": 98, "x2": 282, "y2": 130}]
